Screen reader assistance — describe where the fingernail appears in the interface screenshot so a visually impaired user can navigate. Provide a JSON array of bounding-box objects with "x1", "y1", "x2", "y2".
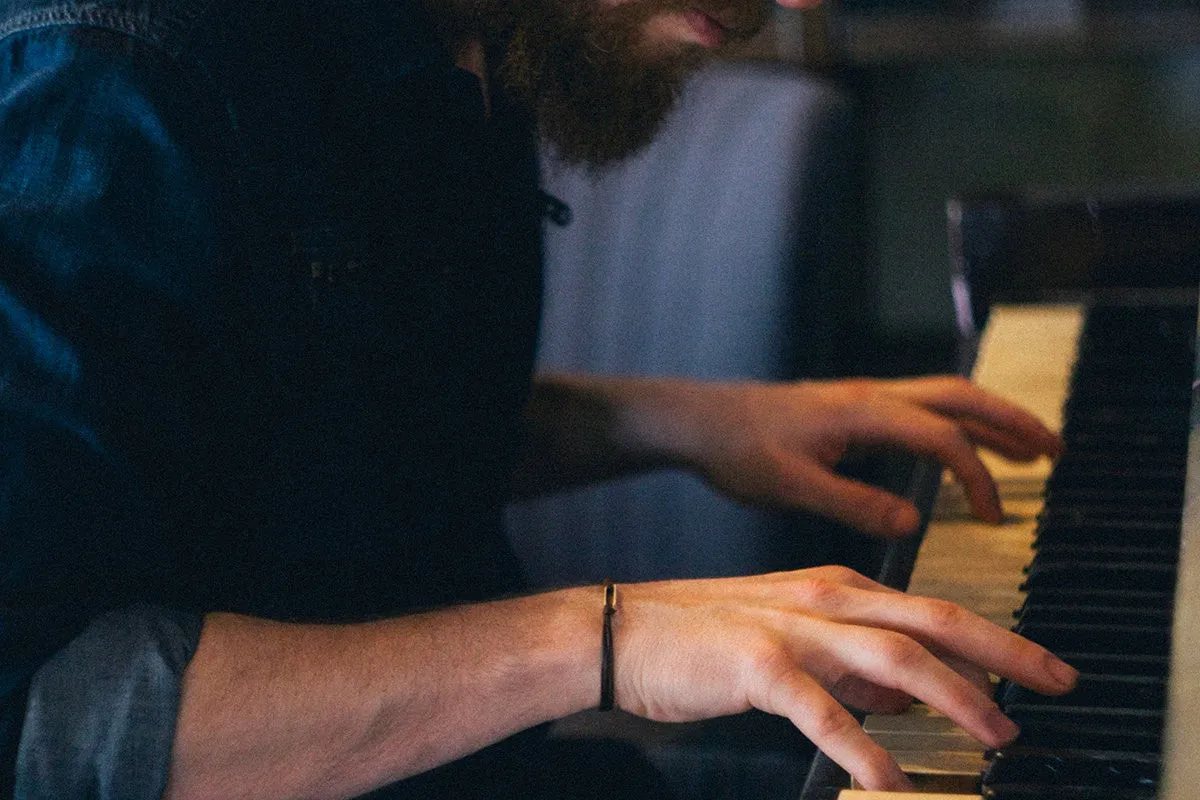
[
  {"x1": 1050, "y1": 434, "x2": 1066, "y2": 458},
  {"x1": 1046, "y1": 654, "x2": 1080, "y2": 691},
  {"x1": 887, "y1": 503, "x2": 918, "y2": 535},
  {"x1": 986, "y1": 706, "x2": 1020, "y2": 744},
  {"x1": 881, "y1": 761, "x2": 915, "y2": 793}
]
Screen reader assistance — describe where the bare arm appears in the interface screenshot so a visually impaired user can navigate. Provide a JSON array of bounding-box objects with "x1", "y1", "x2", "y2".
[
  {"x1": 165, "y1": 567, "x2": 1078, "y2": 798},
  {"x1": 166, "y1": 589, "x2": 600, "y2": 800},
  {"x1": 513, "y1": 374, "x2": 1063, "y2": 536}
]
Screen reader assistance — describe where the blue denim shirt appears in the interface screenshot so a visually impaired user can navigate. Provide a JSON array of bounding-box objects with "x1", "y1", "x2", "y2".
[{"x1": 0, "y1": 0, "x2": 544, "y2": 795}]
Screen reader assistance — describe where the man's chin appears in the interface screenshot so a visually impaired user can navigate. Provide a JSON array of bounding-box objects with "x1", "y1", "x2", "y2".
[
  {"x1": 495, "y1": 0, "x2": 717, "y2": 168},
  {"x1": 537, "y1": 55, "x2": 706, "y2": 169},
  {"x1": 540, "y1": 114, "x2": 673, "y2": 169}
]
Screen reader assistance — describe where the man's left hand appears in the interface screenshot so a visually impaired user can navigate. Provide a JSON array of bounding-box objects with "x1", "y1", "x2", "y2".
[
  {"x1": 650, "y1": 376, "x2": 1062, "y2": 537},
  {"x1": 518, "y1": 374, "x2": 1063, "y2": 538}
]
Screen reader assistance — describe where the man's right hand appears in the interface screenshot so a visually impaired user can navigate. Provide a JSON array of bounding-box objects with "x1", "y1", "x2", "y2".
[
  {"x1": 613, "y1": 565, "x2": 1078, "y2": 792},
  {"x1": 168, "y1": 567, "x2": 1077, "y2": 799}
]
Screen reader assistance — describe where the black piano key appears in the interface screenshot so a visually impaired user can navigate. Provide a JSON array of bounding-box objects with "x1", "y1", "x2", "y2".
[
  {"x1": 1060, "y1": 406, "x2": 1190, "y2": 436},
  {"x1": 1060, "y1": 429, "x2": 1190, "y2": 453},
  {"x1": 1038, "y1": 506, "x2": 1183, "y2": 528},
  {"x1": 1033, "y1": 524, "x2": 1181, "y2": 550},
  {"x1": 1044, "y1": 466, "x2": 1186, "y2": 496},
  {"x1": 1052, "y1": 451, "x2": 1188, "y2": 474},
  {"x1": 1002, "y1": 706, "x2": 1164, "y2": 752},
  {"x1": 983, "y1": 787, "x2": 1157, "y2": 800},
  {"x1": 1032, "y1": 652, "x2": 1169, "y2": 680},
  {"x1": 1025, "y1": 544, "x2": 1177, "y2": 568},
  {"x1": 1000, "y1": 675, "x2": 1166, "y2": 711},
  {"x1": 1020, "y1": 589, "x2": 1175, "y2": 613},
  {"x1": 971, "y1": 301, "x2": 1193, "y2": 800},
  {"x1": 1038, "y1": 501, "x2": 1181, "y2": 515},
  {"x1": 1021, "y1": 563, "x2": 1177, "y2": 594},
  {"x1": 999, "y1": 722, "x2": 1159, "y2": 754},
  {"x1": 1013, "y1": 623, "x2": 1170, "y2": 656},
  {"x1": 1063, "y1": 398, "x2": 1191, "y2": 424},
  {"x1": 1042, "y1": 487, "x2": 1183, "y2": 506},
  {"x1": 982, "y1": 750, "x2": 1159, "y2": 791},
  {"x1": 1015, "y1": 604, "x2": 1172, "y2": 628},
  {"x1": 1071, "y1": 360, "x2": 1195, "y2": 381}
]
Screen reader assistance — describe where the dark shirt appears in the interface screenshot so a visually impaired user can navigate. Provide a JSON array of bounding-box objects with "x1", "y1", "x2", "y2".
[{"x1": 0, "y1": 0, "x2": 544, "y2": 794}]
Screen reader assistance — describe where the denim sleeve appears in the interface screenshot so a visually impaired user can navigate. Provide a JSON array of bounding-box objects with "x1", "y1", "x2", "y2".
[
  {"x1": 0, "y1": 26, "x2": 224, "y2": 798},
  {"x1": 15, "y1": 607, "x2": 203, "y2": 800}
]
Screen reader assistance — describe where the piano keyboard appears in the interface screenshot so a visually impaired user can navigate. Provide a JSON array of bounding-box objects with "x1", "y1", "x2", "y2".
[
  {"x1": 808, "y1": 300, "x2": 1199, "y2": 800},
  {"x1": 984, "y1": 301, "x2": 1193, "y2": 800}
]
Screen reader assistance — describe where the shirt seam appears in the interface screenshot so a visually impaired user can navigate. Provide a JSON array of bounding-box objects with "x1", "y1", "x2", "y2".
[{"x1": 0, "y1": 2, "x2": 213, "y2": 59}]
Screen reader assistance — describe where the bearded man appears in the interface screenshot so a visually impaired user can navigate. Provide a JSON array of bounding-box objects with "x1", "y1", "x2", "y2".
[{"x1": 0, "y1": 0, "x2": 1075, "y2": 797}]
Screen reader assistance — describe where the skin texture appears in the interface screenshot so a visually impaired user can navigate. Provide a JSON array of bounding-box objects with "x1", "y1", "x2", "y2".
[
  {"x1": 515, "y1": 374, "x2": 1063, "y2": 537},
  {"x1": 168, "y1": 567, "x2": 1078, "y2": 799},
  {"x1": 159, "y1": 0, "x2": 1079, "y2": 796},
  {"x1": 167, "y1": 373, "x2": 1070, "y2": 798}
]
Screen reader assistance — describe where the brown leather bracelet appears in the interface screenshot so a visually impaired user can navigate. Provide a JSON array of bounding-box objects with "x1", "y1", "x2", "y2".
[{"x1": 599, "y1": 579, "x2": 617, "y2": 711}]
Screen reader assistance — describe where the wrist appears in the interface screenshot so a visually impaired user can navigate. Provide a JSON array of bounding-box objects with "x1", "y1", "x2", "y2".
[
  {"x1": 602, "y1": 376, "x2": 714, "y2": 473},
  {"x1": 492, "y1": 587, "x2": 609, "y2": 722}
]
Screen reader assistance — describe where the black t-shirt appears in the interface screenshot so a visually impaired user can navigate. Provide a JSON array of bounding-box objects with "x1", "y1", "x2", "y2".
[{"x1": 0, "y1": 0, "x2": 544, "y2": 790}]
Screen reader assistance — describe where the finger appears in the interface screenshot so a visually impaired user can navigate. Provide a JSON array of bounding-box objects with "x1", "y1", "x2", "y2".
[
  {"x1": 830, "y1": 674, "x2": 914, "y2": 715},
  {"x1": 751, "y1": 667, "x2": 914, "y2": 792},
  {"x1": 878, "y1": 407, "x2": 1008, "y2": 525},
  {"x1": 955, "y1": 417, "x2": 1053, "y2": 462},
  {"x1": 776, "y1": 458, "x2": 922, "y2": 538},
  {"x1": 936, "y1": 651, "x2": 995, "y2": 696},
  {"x1": 887, "y1": 377, "x2": 1064, "y2": 459},
  {"x1": 832, "y1": 626, "x2": 1020, "y2": 749},
  {"x1": 843, "y1": 401, "x2": 1006, "y2": 525},
  {"x1": 826, "y1": 588, "x2": 1078, "y2": 697}
]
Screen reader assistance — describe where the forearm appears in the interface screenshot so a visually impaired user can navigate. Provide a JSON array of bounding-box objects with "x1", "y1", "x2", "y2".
[
  {"x1": 513, "y1": 373, "x2": 709, "y2": 495},
  {"x1": 166, "y1": 587, "x2": 600, "y2": 800}
]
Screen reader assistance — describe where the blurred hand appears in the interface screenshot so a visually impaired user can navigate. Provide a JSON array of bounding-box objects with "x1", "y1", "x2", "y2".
[
  {"x1": 613, "y1": 565, "x2": 1078, "y2": 792},
  {"x1": 665, "y1": 376, "x2": 1062, "y2": 537}
]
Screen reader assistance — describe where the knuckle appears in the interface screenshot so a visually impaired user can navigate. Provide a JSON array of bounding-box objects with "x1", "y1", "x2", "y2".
[
  {"x1": 805, "y1": 701, "x2": 858, "y2": 742},
  {"x1": 816, "y1": 564, "x2": 860, "y2": 585},
  {"x1": 931, "y1": 416, "x2": 966, "y2": 447},
  {"x1": 925, "y1": 375, "x2": 971, "y2": 400},
  {"x1": 827, "y1": 379, "x2": 873, "y2": 411},
  {"x1": 874, "y1": 632, "x2": 926, "y2": 671},
  {"x1": 795, "y1": 577, "x2": 845, "y2": 611},
  {"x1": 922, "y1": 598, "x2": 966, "y2": 632},
  {"x1": 746, "y1": 637, "x2": 792, "y2": 683},
  {"x1": 944, "y1": 375, "x2": 973, "y2": 393}
]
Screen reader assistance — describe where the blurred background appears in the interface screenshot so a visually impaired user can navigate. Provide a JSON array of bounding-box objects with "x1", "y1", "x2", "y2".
[
  {"x1": 513, "y1": 0, "x2": 1200, "y2": 606},
  {"x1": 506, "y1": 5, "x2": 1200, "y2": 796},
  {"x1": 745, "y1": 0, "x2": 1200, "y2": 373}
]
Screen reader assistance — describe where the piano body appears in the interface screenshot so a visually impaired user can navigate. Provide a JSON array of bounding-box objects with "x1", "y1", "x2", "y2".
[{"x1": 800, "y1": 189, "x2": 1200, "y2": 800}]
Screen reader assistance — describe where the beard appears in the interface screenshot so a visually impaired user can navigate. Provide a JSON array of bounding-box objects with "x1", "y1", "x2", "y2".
[{"x1": 491, "y1": 0, "x2": 768, "y2": 167}]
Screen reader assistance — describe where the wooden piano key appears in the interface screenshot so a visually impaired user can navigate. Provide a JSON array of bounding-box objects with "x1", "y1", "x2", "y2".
[
  {"x1": 861, "y1": 706, "x2": 986, "y2": 793},
  {"x1": 836, "y1": 792, "x2": 980, "y2": 799},
  {"x1": 814, "y1": 301, "x2": 1198, "y2": 799},
  {"x1": 1160, "y1": 426, "x2": 1200, "y2": 799},
  {"x1": 858, "y1": 305, "x2": 1083, "y2": 790}
]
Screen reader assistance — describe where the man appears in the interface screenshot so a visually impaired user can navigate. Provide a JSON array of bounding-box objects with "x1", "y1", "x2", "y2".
[{"x1": 0, "y1": 0, "x2": 1073, "y2": 797}]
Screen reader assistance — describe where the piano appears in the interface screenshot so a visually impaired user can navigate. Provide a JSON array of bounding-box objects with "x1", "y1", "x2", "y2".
[{"x1": 800, "y1": 190, "x2": 1200, "y2": 800}]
